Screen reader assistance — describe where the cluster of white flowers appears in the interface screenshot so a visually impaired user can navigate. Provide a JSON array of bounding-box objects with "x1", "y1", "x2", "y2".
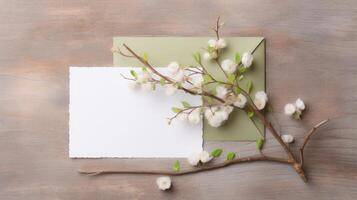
[
  {"x1": 156, "y1": 176, "x2": 171, "y2": 191},
  {"x1": 284, "y1": 98, "x2": 305, "y2": 119},
  {"x1": 204, "y1": 106, "x2": 234, "y2": 127},
  {"x1": 128, "y1": 70, "x2": 156, "y2": 91},
  {"x1": 253, "y1": 91, "x2": 268, "y2": 110},
  {"x1": 187, "y1": 150, "x2": 213, "y2": 166},
  {"x1": 203, "y1": 38, "x2": 226, "y2": 60},
  {"x1": 177, "y1": 108, "x2": 202, "y2": 125},
  {"x1": 167, "y1": 62, "x2": 185, "y2": 82}
]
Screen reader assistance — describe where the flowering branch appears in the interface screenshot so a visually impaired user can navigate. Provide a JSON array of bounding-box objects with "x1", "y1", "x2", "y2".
[{"x1": 98, "y1": 17, "x2": 331, "y2": 190}]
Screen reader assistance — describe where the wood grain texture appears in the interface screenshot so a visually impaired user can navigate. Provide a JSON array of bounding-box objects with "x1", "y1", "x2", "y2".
[{"x1": 0, "y1": 0, "x2": 356, "y2": 199}]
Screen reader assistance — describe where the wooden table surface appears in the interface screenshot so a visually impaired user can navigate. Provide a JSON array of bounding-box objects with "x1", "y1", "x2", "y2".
[{"x1": 1, "y1": 0, "x2": 356, "y2": 199}]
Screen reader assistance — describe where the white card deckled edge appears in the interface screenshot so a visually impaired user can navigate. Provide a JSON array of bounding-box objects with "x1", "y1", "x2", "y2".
[{"x1": 69, "y1": 67, "x2": 203, "y2": 158}]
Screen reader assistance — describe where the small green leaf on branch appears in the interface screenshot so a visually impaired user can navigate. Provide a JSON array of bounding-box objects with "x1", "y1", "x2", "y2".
[
  {"x1": 235, "y1": 52, "x2": 241, "y2": 64},
  {"x1": 226, "y1": 152, "x2": 236, "y2": 161},
  {"x1": 192, "y1": 52, "x2": 201, "y2": 64},
  {"x1": 172, "y1": 160, "x2": 180, "y2": 172},
  {"x1": 235, "y1": 86, "x2": 241, "y2": 94},
  {"x1": 143, "y1": 52, "x2": 149, "y2": 62},
  {"x1": 130, "y1": 70, "x2": 137, "y2": 78},
  {"x1": 228, "y1": 74, "x2": 236, "y2": 83},
  {"x1": 171, "y1": 107, "x2": 181, "y2": 113},
  {"x1": 159, "y1": 78, "x2": 166, "y2": 86},
  {"x1": 181, "y1": 101, "x2": 191, "y2": 108},
  {"x1": 246, "y1": 80, "x2": 253, "y2": 94},
  {"x1": 211, "y1": 148, "x2": 223, "y2": 157},
  {"x1": 256, "y1": 138, "x2": 264, "y2": 151},
  {"x1": 238, "y1": 75, "x2": 244, "y2": 81},
  {"x1": 203, "y1": 74, "x2": 212, "y2": 83},
  {"x1": 239, "y1": 67, "x2": 247, "y2": 74},
  {"x1": 247, "y1": 111, "x2": 254, "y2": 118}
]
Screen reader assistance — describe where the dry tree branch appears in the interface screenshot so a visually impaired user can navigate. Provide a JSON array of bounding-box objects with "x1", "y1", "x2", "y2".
[
  {"x1": 299, "y1": 119, "x2": 330, "y2": 166},
  {"x1": 79, "y1": 155, "x2": 292, "y2": 176}
]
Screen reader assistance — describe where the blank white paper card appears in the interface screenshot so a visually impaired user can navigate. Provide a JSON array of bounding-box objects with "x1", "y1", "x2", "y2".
[{"x1": 69, "y1": 67, "x2": 203, "y2": 158}]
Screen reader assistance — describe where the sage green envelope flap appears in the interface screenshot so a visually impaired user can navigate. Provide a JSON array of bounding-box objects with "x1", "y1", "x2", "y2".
[{"x1": 113, "y1": 37, "x2": 265, "y2": 141}]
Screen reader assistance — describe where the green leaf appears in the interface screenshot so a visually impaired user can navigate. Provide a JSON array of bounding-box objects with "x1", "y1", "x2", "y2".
[
  {"x1": 293, "y1": 112, "x2": 301, "y2": 120},
  {"x1": 226, "y1": 152, "x2": 236, "y2": 161},
  {"x1": 239, "y1": 67, "x2": 247, "y2": 74},
  {"x1": 130, "y1": 70, "x2": 137, "y2": 78},
  {"x1": 171, "y1": 107, "x2": 181, "y2": 113},
  {"x1": 172, "y1": 160, "x2": 180, "y2": 172},
  {"x1": 159, "y1": 78, "x2": 166, "y2": 86},
  {"x1": 181, "y1": 101, "x2": 191, "y2": 108},
  {"x1": 203, "y1": 74, "x2": 212, "y2": 83},
  {"x1": 235, "y1": 52, "x2": 241, "y2": 64},
  {"x1": 238, "y1": 75, "x2": 244, "y2": 81},
  {"x1": 192, "y1": 52, "x2": 201, "y2": 64},
  {"x1": 228, "y1": 74, "x2": 236, "y2": 83},
  {"x1": 247, "y1": 111, "x2": 254, "y2": 118},
  {"x1": 256, "y1": 139, "x2": 264, "y2": 150},
  {"x1": 141, "y1": 67, "x2": 148, "y2": 72},
  {"x1": 211, "y1": 148, "x2": 223, "y2": 157},
  {"x1": 246, "y1": 80, "x2": 253, "y2": 94},
  {"x1": 235, "y1": 86, "x2": 241, "y2": 94},
  {"x1": 143, "y1": 52, "x2": 149, "y2": 62}
]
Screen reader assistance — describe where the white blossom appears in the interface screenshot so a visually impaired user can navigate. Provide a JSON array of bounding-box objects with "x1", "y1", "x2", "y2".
[
  {"x1": 203, "y1": 51, "x2": 218, "y2": 60},
  {"x1": 208, "y1": 38, "x2": 226, "y2": 50},
  {"x1": 204, "y1": 106, "x2": 233, "y2": 127},
  {"x1": 167, "y1": 62, "x2": 185, "y2": 82},
  {"x1": 254, "y1": 98, "x2": 266, "y2": 110},
  {"x1": 221, "y1": 59, "x2": 237, "y2": 74},
  {"x1": 156, "y1": 176, "x2": 171, "y2": 191},
  {"x1": 216, "y1": 38, "x2": 226, "y2": 49},
  {"x1": 188, "y1": 109, "x2": 201, "y2": 125},
  {"x1": 141, "y1": 82, "x2": 154, "y2": 91},
  {"x1": 192, "y1": 76, "x2": 204, "y2": 88},
  {"x1": 284, "y1": 103, "x2": 296, "y2": 116},
  {"x1": 208, "y1": 39, "x2": 217, "y2": 48},
  {"x1": 167, "y1": 62, "x2": 180, "y2": 74},
  {"x1": 233, "y1": 94, "x2": 247, "y2": 108},
  {"x1": 165, "y1": 84, "x2": 177, "y2": 96},
  {"x1": 295, "y1": 98, "x2": 305, "y2": 111},
  {"x1": 255, "y1": 91, "x2": 268, "y2": 102},
  {"x1": 216, "y1": 86, "x2": 228, "y2": 99},
  {"x1": 241, "y1": 52, "x2": 253, "y2": 68},
  {"x1": 128, "y1": 81, "x2": 139, "y2": 90},
  {"x1": 203, "y1": 52, "x2": 211, "y2": 60},
  {"x1": 281, "y1": 134, "x2": 294, "y2": 143},
  {"x1": 187, "y1": 152, "x2": 201, "y2": 166},
  {"x1": 177, "y1": 112, "x2": 188, "y2": 121},
  {"x1": 137, "y1": 72, "x2": 151, "y2": 83},
  {"x1": 199, "y1": 150, "x2": 213, "y2": 163},
  {"x1": 254, "y1": 91, "x2": 268, "y2": 110}
]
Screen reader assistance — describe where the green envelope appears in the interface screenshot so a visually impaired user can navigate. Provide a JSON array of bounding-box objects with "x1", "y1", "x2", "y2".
[{"x1": 113, "y1": 37, "x2": 265, "y2": 141}]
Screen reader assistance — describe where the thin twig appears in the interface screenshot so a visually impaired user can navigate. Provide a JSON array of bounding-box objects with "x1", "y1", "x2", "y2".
[
  {"x1": 299, "y1": 119, "x2": 330, "y2": 166},
  {"x1": 78, "y1": 155, "x2": 292, "y2": 176}
]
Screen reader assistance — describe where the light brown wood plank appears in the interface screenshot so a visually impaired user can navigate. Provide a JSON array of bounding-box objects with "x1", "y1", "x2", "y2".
[{"x1": 0, "y1": 0, "x2": 356, "y2": 199}]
